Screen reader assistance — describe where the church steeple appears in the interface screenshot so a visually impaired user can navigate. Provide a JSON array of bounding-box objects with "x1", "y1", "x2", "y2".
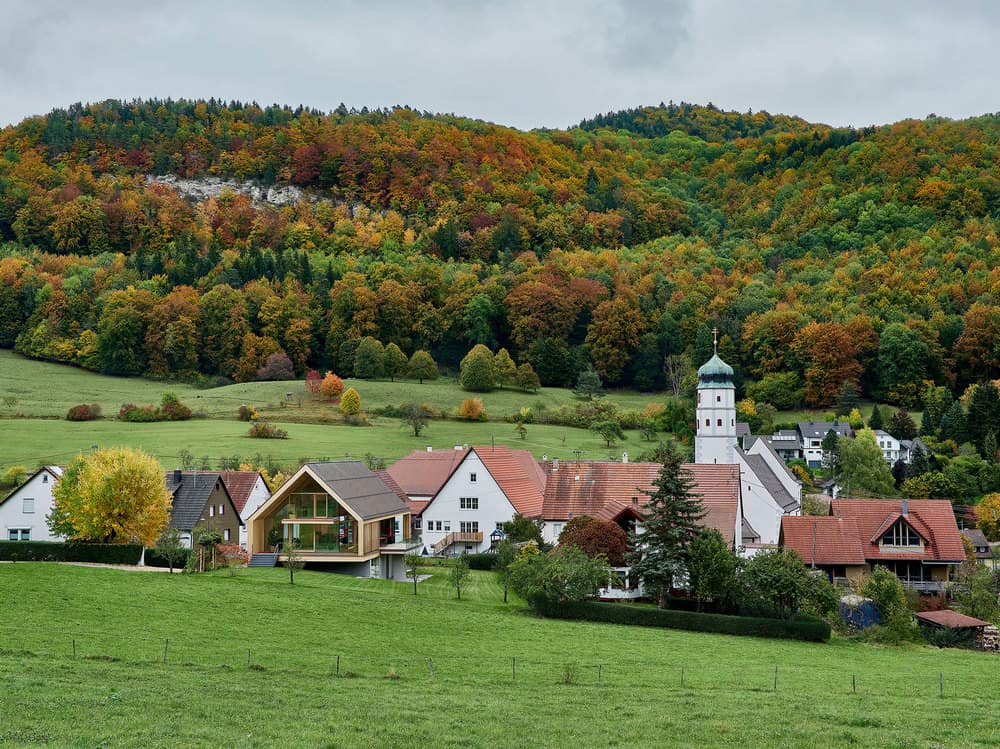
[{"x1": 695, "y1": 350, "x2": 737, "y2": 464}]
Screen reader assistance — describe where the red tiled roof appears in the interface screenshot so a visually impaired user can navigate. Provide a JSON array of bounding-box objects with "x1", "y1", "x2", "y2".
[
  {"x1": 830, "y1": 499, "x2": 966, "y2": 562},
  {"x1": 386, "y1": 449, "x2": 469, "y2": 497},
  {"x1": 373, "y1": 469, "x2": 410, "y2": 506},
  {"x1": 475, "y1": 446, "x2": 546, "y2": 517},
  {"x1": 780, "y1": 516, "x2": 866, "y2": 566},
  {"x1": 540, "y1": 462, "x2": 740, "y2": 546},
  {"x1": 184, "y1": 470, "x2": 263, "y2": 514},
  {"x1": 915, "y1": 609, "x2": 991, "y2": 628},
  {"x1": 407, "y1": 500, "x2": 430, "y2": 516}
]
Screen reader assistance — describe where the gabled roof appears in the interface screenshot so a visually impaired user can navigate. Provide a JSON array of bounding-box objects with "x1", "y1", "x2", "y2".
[
  {"x1": 306, "y1": 462, "x2": 410, "y2": 520},
  {"x1": 166, "y1": 471, "x2": 237, "y2": 532},
  {"x1": 374, "y1": 469, "x2": 410, "y2": 506},
  {"x1": 0, "y1": 465, "x2": 62, "y2": 507},
  {"x1": 780, "y1": 515, "x2": 866, "y2": 566},
  {"x1": 915, "y1": 609, "x2": 992, "y2": 628},
  {"x1": 474, "y1": 446, "x2": 546, "y2": 517},
  {"x1": 798, "y1": 421, "x2": 852, "y2": 440},
  {"x1": 184, "y1": 470, "x2": 266, "y2": 514},
  {"x1": 386, "y1": 448, "x2": 469, "y2": 497},
  {"x1": 830, "y1": 499, "x2": 966, "y2": 562},
  {"x1": 739, "y1": 450, "x2": 799, "y2": 512},
  {"x1": 541, "y1": 462, "x2": 740, "y2": 547},
  {"x1": 961, "y1": 528, "x2": 992, "y2": 559}
]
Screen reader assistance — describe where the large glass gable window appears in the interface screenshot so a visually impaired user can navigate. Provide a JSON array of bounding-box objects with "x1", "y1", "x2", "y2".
[{"x1": 881, "y1": 520, "x2": 921, "y2": 547}]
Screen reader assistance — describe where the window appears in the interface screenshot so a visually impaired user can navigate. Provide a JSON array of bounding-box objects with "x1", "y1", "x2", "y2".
[
  {"x1": 551, "y1": 523, "x2": 563, "y2": 537},
  {"x1": 717, "y1": 419, "x2": 722, "y2": 427},
  {"x1": 8, "y1": 529, "x2": 17, "y2": 541},
  {"x1": 8, "y1": 529, "x2": 29, "y2": 541},
  {"x1": 460, "y1": 497, "x2": 479, "y2": 510},
  {"x1": 460, "y1": 521, "x2": 479, "y2": 534},
  {"x1": 218, "y1": 504, "x2": 224, "y2": 515},
  {"x1": 413, "y1": 518, "x2": 422, "y2": 530},
  {"x1": 705, "y1": 419, "x2": 710, "y2": 427},
  {"x1": 443, "y1": 521, "x2": 451, "y2": 532},
  {"x1": 22, "y1": 498, "x2": 34, "y2": 514},
  {"x1": 496, "y1": 522, "x2": 503, "y2": 530},
  {"x1": 470, "y1": 473, "x2": 477, "y2": 483},
  {"x1": 881, "y1": 520, "x2": 922, "y2": 547},
  {"x1": 223, "y1": 529, "x2": 230, "y2": 542},
  {"x1": 716, "y1": 395, "x2": 721, "y2": 402}
]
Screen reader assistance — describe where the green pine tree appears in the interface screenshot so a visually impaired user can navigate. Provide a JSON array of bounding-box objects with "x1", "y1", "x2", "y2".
[
  {"x1": 868, "y1": 403, "x2": 884, "y2": 430},
  {"x1": 627, "y1": 447, "x2": 706, "y2": 607}
]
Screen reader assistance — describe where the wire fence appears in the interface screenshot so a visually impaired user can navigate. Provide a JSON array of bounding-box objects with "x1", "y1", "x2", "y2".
[{"x1": 0, "y1": 623, "x2": 988, "y2": 699}]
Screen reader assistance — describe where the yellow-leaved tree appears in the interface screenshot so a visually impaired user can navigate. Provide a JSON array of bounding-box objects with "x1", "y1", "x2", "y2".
[{"x1": 48, "y1": 447, "x2": 172, "y2": 545}]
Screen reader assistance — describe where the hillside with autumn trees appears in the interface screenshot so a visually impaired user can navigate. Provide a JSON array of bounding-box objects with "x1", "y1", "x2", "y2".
[{"x1": 1, "y1": 98, "x2": 1000, "y2": 410}]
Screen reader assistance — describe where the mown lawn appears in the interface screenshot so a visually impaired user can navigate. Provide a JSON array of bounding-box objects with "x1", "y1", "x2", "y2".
[{"x1": 1, "y1": 564, "x2": 998, "y2": 748}]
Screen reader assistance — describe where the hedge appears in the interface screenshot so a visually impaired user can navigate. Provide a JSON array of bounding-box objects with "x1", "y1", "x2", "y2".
[
  {"x1": 532, "y1": 598, "x2": 830, "y2": 642},
  {"x1": 0, "y1": 540, "x2": 143, "y2": 564},
  {"x1": 144, "y1": 547, "x2": 193, "y2": 569},
  {"x1": 462, "y1": 552, "x2": 498, "y2": 570}
]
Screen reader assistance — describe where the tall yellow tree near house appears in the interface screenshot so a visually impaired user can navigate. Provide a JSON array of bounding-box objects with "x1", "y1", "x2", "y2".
[{"x1": 48, "y1": 447, "x2": 172, "y2": 546}]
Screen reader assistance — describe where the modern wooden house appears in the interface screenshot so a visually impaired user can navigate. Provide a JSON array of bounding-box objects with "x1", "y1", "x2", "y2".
[{"x1": 245, "y1": 461, "x2": 417, "y2": 579}]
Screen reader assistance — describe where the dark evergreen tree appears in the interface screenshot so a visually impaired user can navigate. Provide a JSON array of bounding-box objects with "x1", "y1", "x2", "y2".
[
  {"x1": 939, "y1": 401, "x2": 967, "y2": 444},
  {"x1": 821, "y1": 429, "x2": 841, "y2": 475},
  {"x1": 626, "y1": 447, "x2": 706, "y2": 607},
  {"x1": 966, "y1": 383, "x2": 1000, "y2": 453},
  {"x1": 835, "y1": 381, "x2": 860, "y2": 417},
  {"x1": 868, "y1": 403, "x2": 884, "y2": 430},
  {"x1": 891, "y1": 459, "x2": 908, "y2": 488},
  {"x1": 908, "y1": 444, "x2": 931, "y2": 477},
  {"x1": 573, "y1": 367, "x2": 605, "y2": 400}
]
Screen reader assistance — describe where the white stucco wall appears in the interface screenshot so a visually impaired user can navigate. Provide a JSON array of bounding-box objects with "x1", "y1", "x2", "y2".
[
  {"x1": 0, "y1": 468, "x2": 62, "y2": 543},
  {"x1": 745, "y1": 440, "x2": 802, "y2": 511},
  {"x1": 239, "y1": 477, "x2": 272, "y2": 549},
  {"x1": 420, "y1": 451, "x2": 515, "y2": 555},
  {"x1": 695, "y1": 384, "x2": 737, "y2": 465},
  {"x1": 736, "y1": 454, "x2": 785, "y2": 546}
]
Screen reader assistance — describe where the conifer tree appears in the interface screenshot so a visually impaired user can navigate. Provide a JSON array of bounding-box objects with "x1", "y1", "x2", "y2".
[
  {"x1": 573, "y1": 367, "x2": 605, "y2": 400},
  {"x1": 627, "y1": 447, "x2": 705, "y2": 607},
  {"x1": 868, "y1": 403, "x2": 884, "y2": 430},
  {"x1": 887, "y1": 408, "x2": 918, "y2": 440},
  {"x1": 908, "y1": 443, "x2": 931, "y2": 477}
]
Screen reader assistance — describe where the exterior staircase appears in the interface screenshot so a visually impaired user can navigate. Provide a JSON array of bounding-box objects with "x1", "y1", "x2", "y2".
[
  {"x1": 248, "y1": 552, "x2": 280, "y2": 567},
  {"x1": 432, "y1": 531, "x2": 484, "y2": 555}
]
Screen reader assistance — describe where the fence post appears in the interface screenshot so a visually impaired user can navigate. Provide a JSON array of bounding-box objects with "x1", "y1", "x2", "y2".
[
  {"x1": 852, "y1": 674, "x2": 856, "y2": 694},
  {"x1": 429, "y1": 658, "x2": 435, "y2": 679},
  {"x1": 163, "y1": 639, "x2": 169, "y2": 664},
  {"x1": 247, "y1": 649, "x2": 251, "y2": 669},
  {"x1": 512, "y1": 656, "x2": 516, "y2": 683},
  {"x1": 939, "y1": 672, "x2": 943, "y2": 697},
  {"x1": 337, "y1": 655, "x2": 341, "y2": 676},
  {"x1": 72, "y1": 639, "x2": 76, "y2": 659},
  {"x1": 773, "y1": 665, "x2": 778, "y2": 691},
  {"x1": 681, "y1": 667, "x2": 684, "y2": 687},
  {"x1": 598, "y1": 664, "x2": 602, "y2": 686}
]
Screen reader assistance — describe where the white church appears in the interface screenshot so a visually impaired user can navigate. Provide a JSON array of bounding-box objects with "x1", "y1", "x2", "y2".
[{"x1": 695, "y1": 348, "x2": 801, "y2": 550}]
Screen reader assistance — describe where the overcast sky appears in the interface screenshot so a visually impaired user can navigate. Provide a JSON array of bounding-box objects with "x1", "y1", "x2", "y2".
[{"x1": 1, "y1": 0, "x2": 997, "y2": 131}]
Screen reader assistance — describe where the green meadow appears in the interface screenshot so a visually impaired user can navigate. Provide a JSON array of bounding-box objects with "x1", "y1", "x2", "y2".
[{"x1": 1, "y1": 564, "x2": 998, "y2": 748}]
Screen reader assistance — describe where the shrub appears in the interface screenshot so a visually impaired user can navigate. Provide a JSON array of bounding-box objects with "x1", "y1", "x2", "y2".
[
  {"x1": 144, "y1": 546, "x2": 193, "y2": 570},
  {"x1": 463, "y1": 552, "x2": 498, "y2": 570},
  {"x1": 237, "y1": 404, "x2": 258, "y2": 422},
  {"x1": 532, "y1": 598, "x2": 831, "y2": 642},
  {"x1": 321, "y1": 371, "x2": 345, "y2": 401},
  {"x1": 118, "y1": 403, "x2": 158, "y2": 422},
  {"x1": 256, "y1": 352, "x2": 295, "y2": 381},
  {"x1": 304, "y1": 369, "x2": 322, "y2": 397},
  {"x1": 157, "y1": 392, "x2": 192, "y2": 421},
  {"x1": 66, "y1": 403, "x2": 101, "y2": 421},
  {"x1": 0, "y1": 541, "x2": 143, "y2": 564},
  {"x1": 247, "y1": 422, "x2": 288, "y2": 439},
  {"x1": 407, "y1": 350, "x2": 439, "y2": 383},
  {"x1": 457, "y1": 398, "x2": 487, "y2": 421},
  {"x1": 340, "y1": 387, "x2": 361, "y2": 415},
  {"x1": 460, "y1": 345, "x2": 497, "y2": 392},
  {"x1": 1, "y1": 465, "x2": 27, "y2": 487}
]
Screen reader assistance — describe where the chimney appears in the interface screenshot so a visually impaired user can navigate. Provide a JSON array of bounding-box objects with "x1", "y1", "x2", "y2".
[
  {"x1": 172, "y1": 468, "x2": 182, "y2": 484},
  {"x1": 454, "y1": 445, "x2": 463, "y2": 450},
  {"x1": 622, "y1": 452, "x2": 629, "y2": 464},
  {"x1": 901, "y1": 499, "x2": 909, "y2": 516},
  {"x1": 553, "y1": 458, "x2": 559, "y2": 471},
  {"x1": 542, "y1": 454, "x2": 548, "y2": 462},
  {"x1": 426, "y1": 446, "x2": 433, "y2": 452}
]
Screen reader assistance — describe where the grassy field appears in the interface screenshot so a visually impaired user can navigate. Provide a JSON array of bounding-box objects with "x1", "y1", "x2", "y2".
[
  {"x1": 1, "y1": 564, "x2": 998, "y2": 748},
  {"x1": 0, "y1": 350, "x2": 664, "y2": 473}
]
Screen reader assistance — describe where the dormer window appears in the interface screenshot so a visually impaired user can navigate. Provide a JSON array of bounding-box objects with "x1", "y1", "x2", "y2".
[{"x1": 881, "y1": 520, "x2": 921, "y2": 547}]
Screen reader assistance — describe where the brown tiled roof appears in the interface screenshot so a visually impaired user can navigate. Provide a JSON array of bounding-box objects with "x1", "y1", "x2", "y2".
[
  {"x1": 374, "y1": 469, "x2": 410, "y2": 506},
  {"x1": 960, "y1": 528, "x2": 992, "y2": 559},
  {"x1": 540, "y1": 462, "x2": 740, "y2": 546},
  {"x1": 475, "y1": 446, "x2": 546, "y2": 517},
  {"x1": 407, "y1": 500, "x2": 430, "y2": 516},
  {"x1": 386, "y1": 449, "x2": 469, "y2": 497},
  {"x1": 830, "y1": 499, "x2": 966, "y2": 562},
  {"x1": 218, "y1": 471, "x2": 264, "y2": 514},
  {"x1": 915, "y1": 609, "x2": 991, "y2": 628},
  {"x1": 780, "y1": 516, "x2": 866, "y2": 566}
]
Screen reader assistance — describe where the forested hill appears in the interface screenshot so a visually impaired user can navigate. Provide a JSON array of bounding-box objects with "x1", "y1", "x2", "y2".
[{"x1": 1, "y1": 98, "x2": 1000, "y2": 410}]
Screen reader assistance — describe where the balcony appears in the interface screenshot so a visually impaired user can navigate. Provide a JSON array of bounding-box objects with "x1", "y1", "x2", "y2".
[
  {"x1": 379, "y1": 535, "x2": 423, "y2": 554},
  {"x1": 432, "y1": 531, "x2": 483, "y2": 555}
]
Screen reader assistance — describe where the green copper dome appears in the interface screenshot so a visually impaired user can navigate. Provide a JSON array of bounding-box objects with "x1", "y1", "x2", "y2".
[{"x1": 697, "y1": 353, "x2": 734, "y2": 388}]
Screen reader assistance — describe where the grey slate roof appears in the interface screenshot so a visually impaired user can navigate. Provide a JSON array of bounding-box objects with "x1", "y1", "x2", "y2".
[
  {"x1": 740, "y1": 452, "x2": 799, "y2": 512},
  {"x1": 166, "y1": 471, "x2": 226, "y2": 531},
  {"x1": 798, "y1": 421, "x2": 852, "y2": 440},
  {"x1": 307, "y1": 461, "x2": 409, "y2": 520}
]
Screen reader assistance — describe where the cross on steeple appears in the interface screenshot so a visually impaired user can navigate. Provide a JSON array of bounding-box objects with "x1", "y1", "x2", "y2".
[{"x1": 712, "y1": 326, "x2": 718, "y2": 355}]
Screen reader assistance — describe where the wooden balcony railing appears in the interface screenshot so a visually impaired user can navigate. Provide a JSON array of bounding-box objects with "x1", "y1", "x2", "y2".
[{"x1": 432, "y1": 531, "x2": 483, "y2": 555}]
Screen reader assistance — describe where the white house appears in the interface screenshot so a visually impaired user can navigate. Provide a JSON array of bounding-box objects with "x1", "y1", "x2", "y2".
[
  {"x1": 213, "y1": 471, "x2": 272, "y2": 549},
  {"x1": 417, "y1": 446, "x2": 545, "y2": 555},
  {"x1": 873, "y1": 430, "x2": 903, "y2": 463},
  {"x1": 694, "y1": 350, "x2": 801, "y2": 548},
  {"x1": 0, "y1": 466, "x2": 63, "y2": 542}
]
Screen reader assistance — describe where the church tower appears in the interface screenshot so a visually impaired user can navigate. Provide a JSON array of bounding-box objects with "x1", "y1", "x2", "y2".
[{"x1": 695, "y1": 331, "x2": 737, "y2": 465}]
